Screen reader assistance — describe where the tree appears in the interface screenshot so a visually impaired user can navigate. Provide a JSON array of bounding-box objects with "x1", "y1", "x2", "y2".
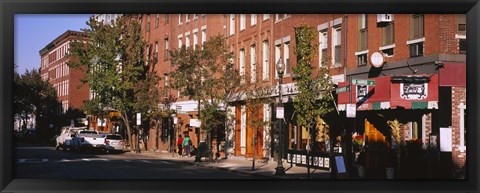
[
  {"x1": 14, "y1": 68, "x2": 59, "y2": 140},
  {"x1": 293, "y1": 24, "x2": 335, "y2": 148},
  {"x1": 293, "y1": 25, "x2": 335, "y2": 178},
  {"x1": 170, "y1": 35, "x2": 240, "y2": 161},
  {"x1": 67, "y1": 15, "x2": 149, "y2": 149},
  {"x1": 240, "y1": 77, "x2": 273, "y2": 170}
]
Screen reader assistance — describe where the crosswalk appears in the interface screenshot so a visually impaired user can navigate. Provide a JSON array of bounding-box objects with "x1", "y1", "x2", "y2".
[{"x1": 15, "y1": 158, "x2": 167, "y2": 164}]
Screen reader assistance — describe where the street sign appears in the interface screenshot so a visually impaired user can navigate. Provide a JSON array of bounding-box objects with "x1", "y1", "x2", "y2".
[
  {"x1": 276, "y1": 107, "x2": 284, "y2": 119},
  {"x1": 352, "y1": 79, "x2": 375, "y2": 86},
  {"x1": 335, "y1": 85, "x2": 350, "y2": 94},
  {"x1": 190, "y1": 119, "x2": 201, "y2": 127}
]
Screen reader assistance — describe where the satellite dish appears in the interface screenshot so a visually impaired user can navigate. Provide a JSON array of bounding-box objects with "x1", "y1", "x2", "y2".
[{"x1": 370, "y1": 52, "x2": 384, "y2": 68}]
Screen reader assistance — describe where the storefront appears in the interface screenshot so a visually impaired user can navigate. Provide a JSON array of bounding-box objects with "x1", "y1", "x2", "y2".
[{"x1": 337, "y1": 74, "x2": 439, "y2": 177}]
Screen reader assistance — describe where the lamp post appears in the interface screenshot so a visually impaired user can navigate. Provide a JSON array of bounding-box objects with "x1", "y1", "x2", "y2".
[{"x1": 275, "y1": 58, "x2": 286, "y2": 176}]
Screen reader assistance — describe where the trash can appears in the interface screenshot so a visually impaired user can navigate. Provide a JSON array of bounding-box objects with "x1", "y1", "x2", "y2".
[
  {"x1": 386, "y1": 167, "x2": 395, "y2": 179},
  {"x1": 198, "y1": 142, "x2": 208, "y2": 158}
]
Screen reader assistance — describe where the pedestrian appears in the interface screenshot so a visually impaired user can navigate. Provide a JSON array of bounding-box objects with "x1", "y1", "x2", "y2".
[
  {"x1": 177, "y1": 134, "x2": 183, "y2": 156},
  {"x1": 182, "y1": 135, "x2": 191, "y2": 157}
]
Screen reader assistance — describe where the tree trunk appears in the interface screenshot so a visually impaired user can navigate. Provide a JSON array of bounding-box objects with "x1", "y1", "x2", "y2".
[{"x1": 122, "y1": 110, "x2": 133, "y2": 151}]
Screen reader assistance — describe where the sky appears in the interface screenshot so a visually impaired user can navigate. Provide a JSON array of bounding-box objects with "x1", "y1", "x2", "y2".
[{"x1": 14, "y1": 14, "x2": 92, "y2": 74}]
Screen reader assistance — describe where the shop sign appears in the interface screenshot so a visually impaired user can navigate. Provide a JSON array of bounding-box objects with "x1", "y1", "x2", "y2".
[
  {"x1": 346, "y1": 104, "x2": 356, "y2": 118},
  {"x1": 400, "y1": 83, "x2": 428, "y2": 100},
  {"x1": 190, "y1": 119, "x2": 201, "y2": 127}
]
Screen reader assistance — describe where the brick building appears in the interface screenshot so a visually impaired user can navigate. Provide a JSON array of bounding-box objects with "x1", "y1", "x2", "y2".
[
  {"x1": 39, "y1": 30, "x2": 90, "y2": 130},
  {"x1": 134, "y1": 14, "x2": 465, "y2": 178}
]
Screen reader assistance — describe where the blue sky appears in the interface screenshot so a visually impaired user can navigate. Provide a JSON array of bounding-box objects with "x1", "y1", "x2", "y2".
[{"x1": 14, "y1": 14, "x2": 92, "y2": 74}]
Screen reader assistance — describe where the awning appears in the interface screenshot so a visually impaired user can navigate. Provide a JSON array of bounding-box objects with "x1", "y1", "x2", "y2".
[{"x1": 337, "y1": 74, "x2": 439, "y2": 111}]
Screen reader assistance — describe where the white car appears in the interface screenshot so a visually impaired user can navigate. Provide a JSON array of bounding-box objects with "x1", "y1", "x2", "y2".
[{"x1": 103, "y1": 134, "x2": 124, "y2": 153}]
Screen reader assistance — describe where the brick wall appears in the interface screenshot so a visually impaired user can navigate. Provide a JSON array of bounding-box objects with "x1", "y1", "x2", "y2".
[{"x1": 451, "y1": 86, "x2": 466, "y2": 178}]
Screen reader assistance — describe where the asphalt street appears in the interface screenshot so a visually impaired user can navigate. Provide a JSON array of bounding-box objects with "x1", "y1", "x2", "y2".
[{"x1": 15, "y1": 145, "x2": 267, "y2": 179}]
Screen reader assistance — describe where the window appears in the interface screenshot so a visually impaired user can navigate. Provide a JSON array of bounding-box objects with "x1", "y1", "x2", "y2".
[
  {"x1": 382, "y1": 22, "x2": 395, "y2": 46},
  {"x1": 229, "y1": 14, "x2": 235, "y2": 35},
  {"x1": 459, "y1": 39, "x2": 466, "y2": 54},
  {"x1": 332, "y1": 27, "x2": 342, "y2": 67},
  {"x1": 250, "y1": 45, "x2": 256, "y2": 83},
  {"x1": 284, "y1": 41, "x2": 290, "y2": 75},
  {"x1": 240, "y1": 49, "x2": 246, "y2": 81},
  {"x1": 185, "y1": 14, "x2": 190, "y2": 22},
  {"x1": 358, "y1": 14, "x2": 368, "y2": 51},
  {"x1": 178, "y1": 35, "x2": 183, "y2": 48},
  {"x1": 165, "y1": 14, "x2": 169, "y2": 24},
  {"x1": 164, "y1": 38, "x2": 169, "y2": 60},
  {"x1": 457, "y1": 14, "x2": 466, "y2": 35},
  {"x1": 263, "y1": 14, "x2": 269, "y2": 21},
  {"x1": 357, "y1": 54, "x2": 367, "y2": 66},
  {"x1": 185, "y1": 34, "x2": 190, "y2": 48},
  {"x1": 240, "y1": 14, "x2": 246, "y2": 31},
  {"x1": 319, "y1": 30, "x2": 328, "y2": 67},
  {"x1": 155, "y1": 14, "x2": 159, "y2": 28},
  {"x1": 275, "y1": 44, "x2": 281, "y2": 78},
  {"x1": 251, "y1": 14, "x2": 257, "y2": 26},
  {"x1": 193, "y1": 31, "x2": 198, "y2": 50},
  {"x1": 201, "y1": 28, "x2": 207, "y2": 46},
  {"x1": 262, "y1": 40, "x2": 269, "y2": 80},
  {"x1": 382, "y1": 48, "x2": 394, "y2": 57},
  {"x1": 194, "y1": 14, "x2": 198, "y2": 20},
  {"x1": 275, "y1": 14, "x2": 284, "y2": 22},
  {"x1": 409, "y1": 42, "x2": 423, "y2": 57},
  {"x1": 178, "y1": 14, "x2": 182, "y2": 25},
  {"x1": 410, "y1": 14, "x2": 424, "y2": 39}
]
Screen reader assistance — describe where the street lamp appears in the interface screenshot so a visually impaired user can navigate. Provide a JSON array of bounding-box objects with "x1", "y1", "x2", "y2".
[{"x1": 275, "y1": 58, "x2": 286, "y2": 176}]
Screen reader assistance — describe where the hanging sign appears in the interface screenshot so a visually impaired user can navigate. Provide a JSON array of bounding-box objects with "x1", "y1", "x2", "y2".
[
  {"x1": 136, "y1": 113, "x2": 141, "y2": 126},
  {"x1": 356, "y1": 85, "x2": 368, "y2": 102},
  {"x1": 346, "y1": 104, "x2": 356, "y2": 118},
  {"x1": 276, "y1": 107, "x2": 284, "y2": 119}
]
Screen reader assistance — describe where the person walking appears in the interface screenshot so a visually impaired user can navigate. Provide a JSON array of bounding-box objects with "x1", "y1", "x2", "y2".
[
  {"x1": 182, "y1": 135, "x2": 191, "y2": 157},
  {"x1": 177, "y1": 134, "x2": 184, "y2": 156}
]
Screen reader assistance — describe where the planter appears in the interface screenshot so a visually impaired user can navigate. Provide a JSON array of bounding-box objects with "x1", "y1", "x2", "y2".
[
  {"x1": 357, "y1": 165, "x2": 365, "y2": 177},
  {"x1": 385, "y1": 167, "x2": 395, "y2": 179}
]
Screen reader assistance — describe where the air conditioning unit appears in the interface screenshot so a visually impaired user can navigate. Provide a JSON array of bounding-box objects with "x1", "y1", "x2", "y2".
[{"x1": 377, "y1": 14, "x2": 393, "y2": 23}]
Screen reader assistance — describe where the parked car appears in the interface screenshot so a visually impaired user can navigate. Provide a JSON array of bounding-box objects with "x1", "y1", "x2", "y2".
[
  {"x1": 70, "y1": 130, "x2": 107, "y2": 153},
  {"x1": 56, "y1": 126, "x2": 85, "y2": 151},
  {"x1": 103, "y1": 134, "x2": 125, "y2": 153}
]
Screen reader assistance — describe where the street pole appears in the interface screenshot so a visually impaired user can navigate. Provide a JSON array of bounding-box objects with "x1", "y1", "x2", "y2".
[
  {"x1": 136, "y1": 113, "x2": 141, "y2": 154},
  {"x1": 275, "y1": 58, "x2": 286, "y2": 176}
]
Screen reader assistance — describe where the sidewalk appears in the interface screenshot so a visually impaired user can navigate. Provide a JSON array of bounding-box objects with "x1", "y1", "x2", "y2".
[{"x1": 125, "y1": 150, "x2": 332, "y2": 179}]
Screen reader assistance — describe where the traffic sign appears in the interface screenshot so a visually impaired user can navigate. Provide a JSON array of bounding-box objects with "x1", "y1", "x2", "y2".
[
  {"x1": 352, "y1": 79, "x2": 375, "y2": 86},
  {"x1": 336, "y1": 85, "x2": 350, "y2": 94}
]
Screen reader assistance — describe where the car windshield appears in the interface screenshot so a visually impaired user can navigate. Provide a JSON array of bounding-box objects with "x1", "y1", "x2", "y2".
[{"x1": 106, "y1": 135, "x2": 122, "y2": 140}]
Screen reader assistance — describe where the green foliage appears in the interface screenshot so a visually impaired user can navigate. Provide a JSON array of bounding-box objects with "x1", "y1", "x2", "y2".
[
  {"x1": 67, "y1": 15, "x2": 150, "y2": 147},
  {"x1": 14, "y1": 68, "x2": 59, "y2": 130},
  {"x1": 170, "y1": 35, "x2": 240, "y2": 132},
  {"x1": 292, "y1": 24, "x2": 335, "y2": 133}
]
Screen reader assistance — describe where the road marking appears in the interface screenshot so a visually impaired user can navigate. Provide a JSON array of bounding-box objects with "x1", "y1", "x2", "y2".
[
  {"x1": 42, "y1": 159, "x2": 48, "y2": 162},
  {"x1": 140, "y1": 160, "x2": 152, "y2": 163},
  {"x1": 60, "y1": 159, "x2": 70, "y2": 162},
  {"x1": 18, "y1": 159, "x2": 26, "y2": 163},
  {"x1": 82, "y1": 158, "x2": 91, "y2": 161}
]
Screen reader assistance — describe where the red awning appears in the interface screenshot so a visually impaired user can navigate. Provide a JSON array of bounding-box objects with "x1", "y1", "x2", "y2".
[{"x1": 337, "y1": 74, "x2": 439, "y2": 111}]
